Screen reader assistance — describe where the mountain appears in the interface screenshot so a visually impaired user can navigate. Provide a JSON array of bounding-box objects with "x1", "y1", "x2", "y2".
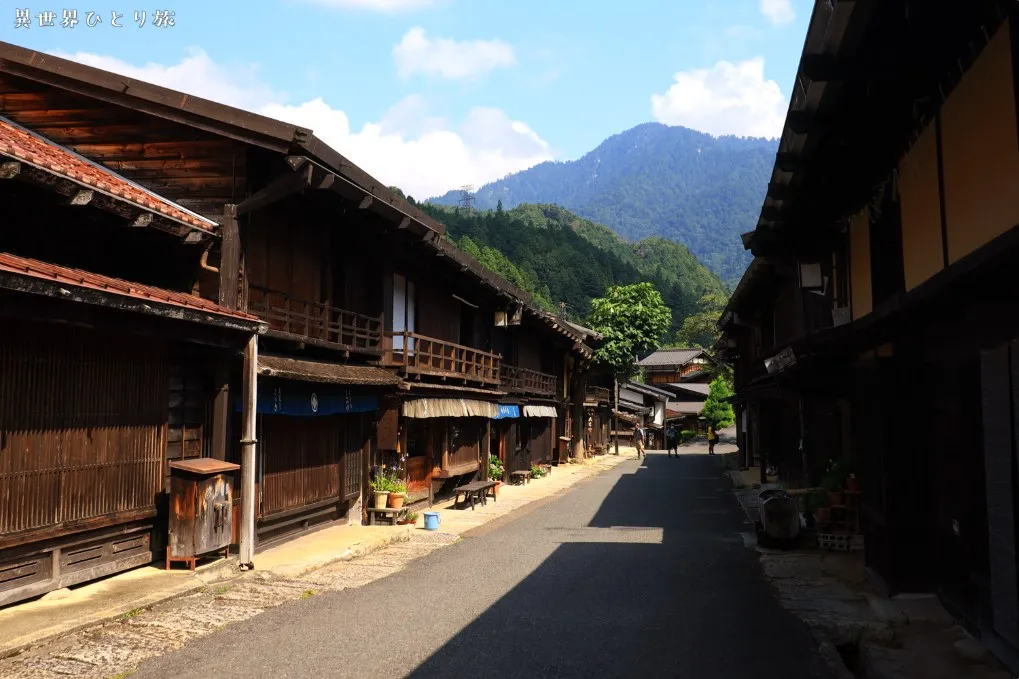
[
  {"x1": 429, "y1": 123, "x2": 777, "y2": 286},
  {"x1": 419, "y1": 202, "x2": 726, "y2": 337}
]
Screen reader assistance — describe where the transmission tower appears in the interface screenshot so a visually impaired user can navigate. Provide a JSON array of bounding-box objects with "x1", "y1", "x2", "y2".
[
  {"x1": 458, "y1": 184, "x2": 476, "y2": 213},
  {"x1": 558, "y1": 301, "x2": 568, "y2": 320}
]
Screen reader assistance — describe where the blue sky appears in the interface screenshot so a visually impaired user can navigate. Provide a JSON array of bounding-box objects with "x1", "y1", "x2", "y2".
[{"x1": 1, "y1": 0, "x2": 811, "y2": 198}]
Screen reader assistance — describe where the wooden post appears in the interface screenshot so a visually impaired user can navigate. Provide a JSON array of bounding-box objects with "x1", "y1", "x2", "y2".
[
  {"x1": 219, "y1": 204, "x2": 241, "y2": 310},
  {"x1": 238, "y1": 334, "x2": 258, "y2": 568},
  {"x1": 482, "y1": 420, "x2": 492, "y2": 480},
  {"x1": 613, "y1": 377, "x2": 620, "y2": 456}
]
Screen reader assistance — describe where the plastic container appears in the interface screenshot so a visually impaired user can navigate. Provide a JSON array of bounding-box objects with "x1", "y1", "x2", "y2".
[{"x1": 423, "y1": 511, "x2": 440, "y2": 531}]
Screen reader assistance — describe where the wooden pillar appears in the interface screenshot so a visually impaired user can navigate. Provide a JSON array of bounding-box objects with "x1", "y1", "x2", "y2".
[
  {"x1": 238, "y1": 334, "x2": 258, "y2": 568},
  {"x1": 482, "y1": 420, "x2": 492, "y2": 480},
  {"x1": 219, "y1": 204, "x2": 241, "y2": 310},
  {"x1": 211, "y1": 364, "x2": 230, "y2": 460},
  {"x1": 613, "y1": 377, "x2": 620, "y2": 456}
]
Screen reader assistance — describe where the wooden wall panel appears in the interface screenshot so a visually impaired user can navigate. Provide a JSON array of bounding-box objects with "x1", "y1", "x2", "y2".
[
  {"x1": 0, "y1": 322, "x2": 167, "y2": 538},
  {"x1": 516, "y1": 332, "x2": 542, "y2": 370},
  {"x1": 898, "y1": 123, "x2": 944, "y2": 290},
  {"x1": 850, "y1": 209, "x2": 873, "y2": 320},
  {"x1": 942, "y1": 22, "x2": 1019, "y2": 263},
  {"x1": 416, "y1": 285, "x2": 459, "y2": 342}
]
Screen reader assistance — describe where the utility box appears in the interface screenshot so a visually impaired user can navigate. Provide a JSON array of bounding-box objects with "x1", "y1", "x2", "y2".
[{"x1": 167, "y1": 458, "x2": 240, "y2": 571}]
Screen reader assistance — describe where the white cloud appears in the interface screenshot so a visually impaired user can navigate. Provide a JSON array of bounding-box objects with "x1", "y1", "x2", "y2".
[
  {"x1": 54, "y1": 49, "x2": 285, "y2": 111},
  {"x1": 650, "y1": 57, "x2": 786, "y2": 139},
  {"x1": 760, "y1": 0, "x2": 795, "y2": 25},
  {"x1": 56, "y1": 50, "x2": 552, "y2": 199},
  {"x1": 292, "y1": 0, "x2": 438, "y2": 11},
  {"x1": 393, "y1": 27, "x2": 515, "y2": 80}
]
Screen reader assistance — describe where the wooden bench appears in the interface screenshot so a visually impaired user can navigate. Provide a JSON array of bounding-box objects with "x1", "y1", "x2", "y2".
[
  {"x1": 509, "y1": 470, "x2": 531, "y2": 485},
  {"x1": 453, "y1": 480, "x2": 498, "y2": 510},
  {"x1": 366, "y1": 507, "x2": 409, "y2": 526}
]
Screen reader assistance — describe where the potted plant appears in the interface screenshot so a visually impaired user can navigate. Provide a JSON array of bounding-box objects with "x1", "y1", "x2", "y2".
[
  {"x1": 488, "y1": 457, "x2": 504, "y2": 495},
  {"x1": 369, "y1": 471, "x2": 390, "y2": 510},
  {"x1": 530, "y1": 463, "x2": 546, "y2": 479},
  {"x1": 388, "y1": 474, "x2": 408, "y2": 508},
  {"x1": 398, "y1": 511, "x2": 418, "y2": 526}
]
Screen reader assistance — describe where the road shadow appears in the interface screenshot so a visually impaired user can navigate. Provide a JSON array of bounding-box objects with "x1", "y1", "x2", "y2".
[{"x1": 406, "y1": 452, "x2": 827, "y2": 679}]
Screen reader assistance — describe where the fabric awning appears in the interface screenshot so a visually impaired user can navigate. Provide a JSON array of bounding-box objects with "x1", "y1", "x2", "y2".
[
  {"x1": 523, "y1": 405, "x2": 558, "y2": 418},
  {"x1": 258, "y1": 355, "x2": 401, "y2": 386},
  {"x1": 402, "y1": 398, "x2": 498, "y2": 419},
  {"x1": 494, "y1": 404, "x2": 521, "y2": 419}
]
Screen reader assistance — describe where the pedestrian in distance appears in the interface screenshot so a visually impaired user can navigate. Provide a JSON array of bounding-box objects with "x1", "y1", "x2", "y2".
[
  {"x1": 707, "y1": 425, "x2": 718, "y2": 455},
  {"x1": 633, "y1": 424, "x2": 645, "y2": 459},
  {"x1": 666, "y1": 425, "x2": 678, "y2": 457}
]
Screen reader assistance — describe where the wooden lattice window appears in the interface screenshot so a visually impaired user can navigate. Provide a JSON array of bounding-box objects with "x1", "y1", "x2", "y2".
[{"x1": 166, "y1": 365, "x2": 210, "y2": 482}]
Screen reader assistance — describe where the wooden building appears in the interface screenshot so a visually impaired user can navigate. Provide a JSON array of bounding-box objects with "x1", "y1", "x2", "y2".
[
  {"x1": 0, "y1": 115, "x2": 264, "y2": 605},
  {"x1": 718, "y1": 1, "x2": 1019, "y2": 671},
  {"x1": 376, "y1": 241, "x2": 595, "y2": 501},
  {"x1": 0, "y1": 41, "x2": 599, "y2": 551},
  {"x1": 636, "y1": 348, "x2": 717, "y2": 385},
  {"x1": 619, "y1": 382, "x2": 671, "y2": 449}
]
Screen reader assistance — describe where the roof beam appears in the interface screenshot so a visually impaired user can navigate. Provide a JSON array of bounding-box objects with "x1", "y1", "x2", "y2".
[
  {"x1": 235, "y1": 162, "x2": 312, "y2": 216},
  {"x1": 775, "y1": 152, "x2": 804, "y2": 173}
]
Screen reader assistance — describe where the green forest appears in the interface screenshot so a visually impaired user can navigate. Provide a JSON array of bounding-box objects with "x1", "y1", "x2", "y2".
[
  {"x1": 430, "y1": 123, "x2": 776, "y2": 286},
  {"x1": 415, "y1": 201, "x2": 726, "y2": 338}
]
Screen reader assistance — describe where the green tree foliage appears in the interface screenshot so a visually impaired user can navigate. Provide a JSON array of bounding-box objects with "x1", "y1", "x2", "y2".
[
  {"x1": 419, "y1": 201, "x2": 724, "y2": 335},
  {"x1": 701, "y1": 376, "x2": 735, "y2": 429},
  {"x1": 428, "y1": 123, "x2": 777, "y2": 286},
  {"x1": 456, "y1": 235, "x2": 556, "y2": 311},
  {"x1": 673, "y1": 292, "x2": 728, "y2": 349},
  {"x1": 587, "y1": 283, "x2": 671, "y2": 378}
]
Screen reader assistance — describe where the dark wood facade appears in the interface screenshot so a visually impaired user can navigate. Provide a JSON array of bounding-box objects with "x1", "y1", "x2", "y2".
[
  {"x1": 720, "y1": 2, "x2": 1019, "y2": 672},
  {"x1": 0, "y1": 41, "x2": 600, "y2": 601}
]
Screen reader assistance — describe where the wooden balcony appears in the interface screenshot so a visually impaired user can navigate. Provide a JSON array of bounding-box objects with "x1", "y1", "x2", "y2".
[
  {"x1": 501, "y1": 365, "x2": 558, "y2": 397},
  {"x1": 383, "y1": 332, "x2": 501, "y2": 386},
  {"x1": 586, "y1": 386, "x2": 611, "y2": 403},
  {"x1": 248, "y1": 285, "x2": 383, "y2": 355}
]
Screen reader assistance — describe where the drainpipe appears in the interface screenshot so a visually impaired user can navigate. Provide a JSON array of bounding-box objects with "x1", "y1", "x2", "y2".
[
  {"x1": 199, "y1": 248, "x2": 220, "y2": 274},
  {"x1": 238, "y1": 334, "x2": 258, "y2": 569}
]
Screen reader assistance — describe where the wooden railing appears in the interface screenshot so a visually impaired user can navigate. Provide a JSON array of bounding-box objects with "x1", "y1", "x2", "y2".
[
  {"x1": 248, "y1": 285, "x2": 383, "y2": 354},
  {"x1": 501, "y1": 365, "x2": 558, "y2": 397},
  {"x1": 384, "y1": 331, "x2": 501, "y2": 386},
  {"x1": 586, "y1": 386, "x2": 611, "y2": 403}
]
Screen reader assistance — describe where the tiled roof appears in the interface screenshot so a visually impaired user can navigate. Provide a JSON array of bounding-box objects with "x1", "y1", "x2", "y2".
[
  {"x1": 0, "y1": 252, "x2": 258, "y2": 323},
  {"x1": 636, "y1": 348, "x2": 704, "y2": 367},
  {"x1": 0, "y1": 116, "x2": 217, "y2": 232}
]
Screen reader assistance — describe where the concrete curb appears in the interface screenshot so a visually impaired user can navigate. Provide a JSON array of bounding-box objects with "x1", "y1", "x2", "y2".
[
  {"x1": 272, "y1": 526, "x2": 414, "y2": 580},
  {"x1": 1, "y1": 528, "x2": 411, "y2": 660}
]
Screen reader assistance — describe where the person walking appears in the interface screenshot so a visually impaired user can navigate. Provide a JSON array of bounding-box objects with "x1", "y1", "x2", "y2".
[
  {"x1": 633, "y1": 423, "x2": 646, "y2": 459},
  {"x1": 666, "y1": 425, "x2": 678, "y2": 457},
  {"x1": 707, "y1": 425, "x2": 718, "y2": 455}
]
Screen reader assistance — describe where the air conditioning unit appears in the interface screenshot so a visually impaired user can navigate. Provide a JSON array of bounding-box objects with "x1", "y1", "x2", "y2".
[{"x1": 832, "y1": 306, "x2": 850, "y2": 326}]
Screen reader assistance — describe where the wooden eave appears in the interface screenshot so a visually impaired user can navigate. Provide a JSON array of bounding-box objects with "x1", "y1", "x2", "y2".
[
  {"x1": 750, "y1": 0, "x2": 1008, "y2": 256},
  {"x1": 0, "y1": 156, "x2": 214, "y2": 243}
]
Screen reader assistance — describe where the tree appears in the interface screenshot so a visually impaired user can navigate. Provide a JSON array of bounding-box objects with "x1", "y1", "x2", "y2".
[
  {"x1": 496, "y1": 199, "x2": 504, "y2": 214},
  {"x1": 673, "y1": 292, "x2": 728, "y2": 349},
  {"x1": 701, "y1": 376, "x2": 735, "y2": 429},
  {"x1": 587, "y1": 282, "x2": 672, "y2": 378},
  {"x1": 586, "y1": 282, "x2": 672, "y2": 456}
]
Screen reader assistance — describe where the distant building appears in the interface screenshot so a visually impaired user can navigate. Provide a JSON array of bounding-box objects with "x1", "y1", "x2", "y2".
[{"x1": 636, "y1": 348, "x2": 717, "y2": 385}]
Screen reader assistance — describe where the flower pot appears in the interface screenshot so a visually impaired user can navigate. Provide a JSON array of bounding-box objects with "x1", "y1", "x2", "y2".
[
  {"x1": 828, "y1": 491, "x2": 845, "y2": 506},
  {"x1": 815, "y1": 507, "x2": 830, "y2": 524},
  {"x1": 388, "y1": 492, "x2": 406, "y2": 509},
  {"x1": 846, "y1": 475, "x2": 860, "y2": 492},
  {"x1": 373, "y1": 491, "x2": 390, "y2": 510}
]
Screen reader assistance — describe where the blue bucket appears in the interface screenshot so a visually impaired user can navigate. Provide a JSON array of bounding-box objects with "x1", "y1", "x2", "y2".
[{"x1": 423, "y1": 511, "x2": 441, "y2": 531}]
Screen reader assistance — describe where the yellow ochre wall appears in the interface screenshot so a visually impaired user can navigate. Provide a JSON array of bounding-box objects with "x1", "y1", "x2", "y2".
[
  {"x1": 941, "y1": 22, "x2": 1019, "y2": 264},
  {"x1": 849, "y1": 209, "x2": 872, "y2": 320},
  {"x1": 897, "y1": 123, "x2": 944, "y2": 290}
]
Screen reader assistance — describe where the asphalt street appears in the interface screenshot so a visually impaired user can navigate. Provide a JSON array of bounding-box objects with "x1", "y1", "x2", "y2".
[{"x1": 133, "y1": 451, "x2": 832, "y2": 679}]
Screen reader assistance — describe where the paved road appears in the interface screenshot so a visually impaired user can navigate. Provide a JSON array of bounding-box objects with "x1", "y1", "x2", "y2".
[{"x1": 134, "y1": 452, "x2": 831, "y2": 679}]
